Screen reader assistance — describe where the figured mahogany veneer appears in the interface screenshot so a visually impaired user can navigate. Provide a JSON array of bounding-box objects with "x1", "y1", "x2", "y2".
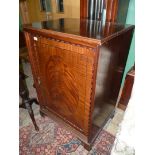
[{"x1": 24, "y1": 18, "x2": 134, "y2": 150}]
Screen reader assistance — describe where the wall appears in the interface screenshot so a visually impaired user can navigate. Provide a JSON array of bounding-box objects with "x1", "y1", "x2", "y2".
[
  {"x1": 27, "y1": 0, "x2": 46, "y2": 22},
  {"x1": 121, "y1": 0, "x2": 135, "y2": 86},
  {"x1": 24, "y1": 0, "x2": 80, "y2": 23},
  {"x1": 51, "y1": 0, "x2": 80, "y2": 19},
  {"x1": 116, "y1": 0, "x2": 130, "y2": 24}
]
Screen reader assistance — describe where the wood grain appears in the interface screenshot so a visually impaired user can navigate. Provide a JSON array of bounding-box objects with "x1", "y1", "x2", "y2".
[{"x1": 24, "y1": 18, "x2": 134, "y2": 149}]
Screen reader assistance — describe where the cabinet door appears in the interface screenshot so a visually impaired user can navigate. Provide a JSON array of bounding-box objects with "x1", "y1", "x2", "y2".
[{"x1": 32, "y1": 36, "x2": 95, "y2": 133}]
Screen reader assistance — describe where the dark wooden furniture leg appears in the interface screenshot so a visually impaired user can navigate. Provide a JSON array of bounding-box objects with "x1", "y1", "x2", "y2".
[{"x1": 19, "y1": 71, "x2": 39, "y2": 131}]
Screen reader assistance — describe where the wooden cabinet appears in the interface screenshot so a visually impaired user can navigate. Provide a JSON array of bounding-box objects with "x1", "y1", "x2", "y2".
[{"x1": 24, "y1": 18, "x2": 134, "y2": 150}]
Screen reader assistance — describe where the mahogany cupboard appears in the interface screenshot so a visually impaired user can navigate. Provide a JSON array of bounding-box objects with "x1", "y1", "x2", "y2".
[{"x1": 24, "y1": 18, "x2": 134, "y2": 150}]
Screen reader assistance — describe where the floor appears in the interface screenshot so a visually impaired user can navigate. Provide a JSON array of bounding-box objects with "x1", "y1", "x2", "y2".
[
  {"x1": 103, "y1": 108, "x2": 124, "y2": 135},
  {"x1": 20, "y1": 62, "x2": 124, "y2": 136}
]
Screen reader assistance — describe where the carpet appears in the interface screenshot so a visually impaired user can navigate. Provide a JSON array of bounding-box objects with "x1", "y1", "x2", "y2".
[
  {"x1": 20, "y1": 62, "x2": 116, "y2": 154},
  {"x1": 19, "y1": 116, "x2": 115, "y2": 155}
]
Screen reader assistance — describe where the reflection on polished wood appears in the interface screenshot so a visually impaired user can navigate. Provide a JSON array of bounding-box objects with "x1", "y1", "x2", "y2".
[
  {"x1": 24, "y1": 18, "x2": 134, "y2": 150},
  {"x1": 25, "y1": 18, "x2": 131, "y2": 41}
]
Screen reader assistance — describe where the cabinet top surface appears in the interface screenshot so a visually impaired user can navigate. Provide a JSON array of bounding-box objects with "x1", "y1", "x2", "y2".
[{"x1": 24, "y1": 18, "x2": 134, "y2": 43}]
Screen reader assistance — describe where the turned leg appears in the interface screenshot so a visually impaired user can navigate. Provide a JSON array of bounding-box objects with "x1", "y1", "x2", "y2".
[
  {"x1": 19, "y1": 71, "x2": 39, "y2": 131},
  {"x1": 25, "y1": 102, "x2": 39, "y2": 131}
]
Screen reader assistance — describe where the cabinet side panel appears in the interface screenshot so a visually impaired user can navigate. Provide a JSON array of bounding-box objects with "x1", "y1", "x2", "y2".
[
  {"x1": 90, "y1": 28, "x2": 134, "y2": 142},
  {"x1": 109, "y1": 29, "x2": 134, "y2": 100}
]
